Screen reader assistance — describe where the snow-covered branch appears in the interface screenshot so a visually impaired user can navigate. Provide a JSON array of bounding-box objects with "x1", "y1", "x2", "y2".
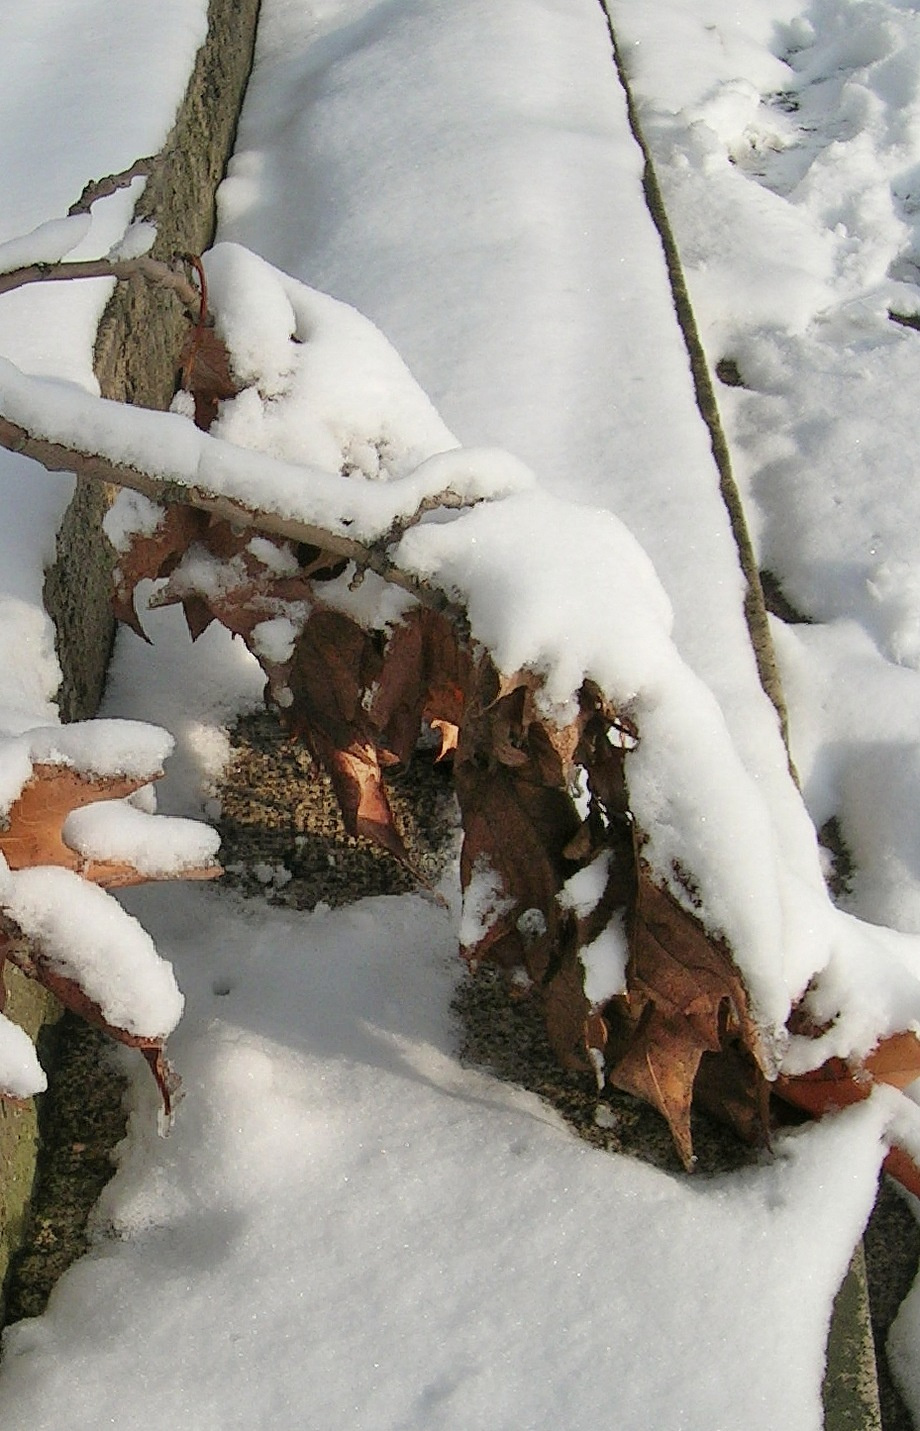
[{"x1": 0, "y1": 401, "x2": 500, "y2": 604}]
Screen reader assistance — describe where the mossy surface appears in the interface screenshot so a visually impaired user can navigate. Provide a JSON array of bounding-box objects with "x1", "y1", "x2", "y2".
[
  {"x1": 0, "y1": 969, "x2": 60, "y2": 1324},
  {"x1": 823, "y1": 1245, "x2": 883, "y2": 1431},
  {"x1": 93, "y1": 0, "x2": 260, "y2": 413},
  {"x1": 2, "y1": 1018, "x2": 126, "y2": 1326}
]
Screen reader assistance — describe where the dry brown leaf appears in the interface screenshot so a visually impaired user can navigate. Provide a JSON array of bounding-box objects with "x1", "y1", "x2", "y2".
[
  {"x1": 363, "y1": 610, "x2": 428, "y2": 766},
  {"x1": 541, "y1": 946, "x2": 592, "y2": 1073},
  {"x1": 629, "y1": 872, "x2": 751, "y2": 1052},
  {"x1": 112, "y1": 503, "x2": 208, "y2": 639},
  {"x1": 0, "y1": 765, "x2": 149, "y2": 874},
  {"x1": 455, "y1": 756, "x2": 580, "y2": 971},
  {"x1": 2, "y1": 929, "x2": 181, "y2": 1115},
  {"x1": 429, "y1": 718, "x2": 459, "y2": 761},
  {"x1": 0, "y1": 763, "x2": 222, "y2": 889},
  {"x1": 111, "y1": 475, "x2": 867, "y2": 1172},
  {"x1": 864, "y1": 1028, "x2": 920, "y2": 1089},
  {"x1": 774, "y1": 1029, "x2": 920, "y2": 1196},
  {"x1": 179, "y1": 591, "x2": 215, "y2": 642},
  {"x1": 288, "y1": 608, "x2": 380, "y2": 745},
  {"x1": 774, "y1": 1030, "x2": 920, "y2": 1117},
  {"x1": 602, "y1": 872, "x2": 769, "y2": 1165},
  {"x1": 612, "y1": 1003, "x2": 702, "y2": 1169},
  {"x1": 365, "y1": 607, "x2": 469, "y2": 767},
  {"x1": 317, "y1": 733, "x2": 412, "y2": 867},
  {"x1": 880, "y1": 1145, "x2": 920, "y2": 1200},
  {"x1": 178, "y1": 325, "x2": 238, "y2": 430},
  {"x1": 0, "y1": 759, "x2": 217, "y2": 1114}
]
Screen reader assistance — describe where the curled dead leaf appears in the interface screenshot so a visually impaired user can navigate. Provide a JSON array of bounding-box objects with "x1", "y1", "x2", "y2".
[{"x1": 774, "y1": 1029, "x2": 920, "y2": 1196}]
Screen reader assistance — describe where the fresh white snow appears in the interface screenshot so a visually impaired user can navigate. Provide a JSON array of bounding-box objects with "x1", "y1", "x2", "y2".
[
  {"x1": 1, "y1": 863, "x2": 184, "y2": 1042},
  {"x1": 61, "y1": 801, "x2": 221, "y2": 878},
  {"x1": 0, "y1": 882, "x2": 898, "y2": 1431},
  {"x1": 0, "y1": 1, "x2": 920, "y2": 1428}
]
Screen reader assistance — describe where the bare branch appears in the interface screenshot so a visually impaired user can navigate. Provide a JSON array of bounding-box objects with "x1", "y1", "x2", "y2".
[
  {"x1": 67, "y1": 156, "x2": 157, "y2": 216},
  {"x1": 385, "y1": 487, "x2": 481, "y2": 543},
  {"x1": 0, "y1": 254, "x2": 201, "y2": 312}
]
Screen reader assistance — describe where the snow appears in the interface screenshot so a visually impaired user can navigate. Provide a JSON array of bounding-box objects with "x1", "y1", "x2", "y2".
[
  {"x1": 558, "y1": 855, "x2": 629, "y2": 1005},
  {"x1": 1, "y1": 865, "x2": 183, "y2": 1041},
  {"x1": 0, "y1": 0, "x2": 207, "y2": 386},
  {"x1": 0, "y1": 0, "x2": 215, "y2": 1091},
  {"x1": 206, "y1": 242, "x2": 459, "y2": 475},
  {"x1": 248, "y1": 615, "x2": 301, "y2": 666},
  {"x1": 6, "y1": 268, "x2": 845, "y2": 1044},
  {"x1": 891, "y1": 1202, "x2": 920, "y2": 1410},
  {"x1": 102, "y1": 489, "x2": 164, "y2": 554},
  {"x1": 458, "y1": 854, "x2": 515, "y2": 955},
  {"x1": 106, "y1": 220, "x2": 157, "y2": 262},
  {"x1": 0, "y1": 213, "x2": 92, "y2": 275},
  {"x1": 0, "y1": 349, "x2": 531, "y2": 541},
  {"x1": 0, "y1": 880, "x2": 899, "y2": 1431},
  {"x1": 26, "y1": 719, "x2": 174, "y2": 782},
  {"x1": 2, "y1": 0, "x2": 920, "y2": 1427},
  {"x1": 62, "y1": 802, "x2": 221, "y2": 878},
  {"x1": 559, "y1": 852, "x2": 612, "y2": 922},
  {"x1": 580, "y1": 916, "x2": 629, "y2": 1009},
  {"x1": 0, "y1": 1015, "x2": 47, "y2": 1100}
]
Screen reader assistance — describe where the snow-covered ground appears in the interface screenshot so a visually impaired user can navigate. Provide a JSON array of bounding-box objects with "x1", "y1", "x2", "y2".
[{"x1": 1, "y1": 1, "x2": 920, "y2": 1427}]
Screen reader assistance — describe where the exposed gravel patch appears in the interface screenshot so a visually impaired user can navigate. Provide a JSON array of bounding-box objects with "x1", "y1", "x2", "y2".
[
  {"x1": 453, "y1": 963, "x2": 760, "y2": 1177},
  {"x1": 216, "y1": 709, "x2": 458, "y2": 908}
]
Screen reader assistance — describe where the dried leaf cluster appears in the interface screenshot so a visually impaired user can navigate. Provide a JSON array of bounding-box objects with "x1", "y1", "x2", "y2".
[
  {"x1": 0, "y1": 745, "x2": 220, "y2": 1112},
  {"x1": 105, "y1": 343, "x2": 767, "y2": 1171},
  {"x1": 110, "y1": 327, "x2": 920, "y2": 1186}
]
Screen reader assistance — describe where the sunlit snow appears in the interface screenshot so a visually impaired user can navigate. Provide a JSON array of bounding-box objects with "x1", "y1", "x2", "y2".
[{"x1": 2, "y1": 2, "x2": 920, "y2": 1429}]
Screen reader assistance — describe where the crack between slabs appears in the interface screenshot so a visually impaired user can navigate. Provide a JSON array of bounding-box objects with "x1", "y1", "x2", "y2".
[
  {"x1": 596, "y1": 0, "x2": 794, "y2": 772},
  {"x1": 595, "y1": 10, "x2": 896, "y2": 1430}
]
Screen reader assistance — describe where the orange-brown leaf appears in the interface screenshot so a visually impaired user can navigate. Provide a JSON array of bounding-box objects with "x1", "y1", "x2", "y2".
[
  {"x1": 601, "y1": 870, "x2": 768, "y2": 1165},
  {"x1": 882, "y1": 1145, "x2": 920, "y2": 1200},
  {"x1": 0, "y1": 765, "x2": 150, "y2": 874},
  {"x1": 0, "y1": 764, "x2": 221, "y2": 890},
  {"x1": 630, "y1": 871, "x2": 753, "y2": 1054},
  {"x1": 429, "y1": 718, "x2": 459, "y2": 761},
  {"x1": 288, "y1": 608, "x2": 380, "y2": 746},
  {"x1": 320, "y1": 735, "x2": 412, "y2": 867},
  {"x1": 775, "y1": 1029, "x2": 920, "y2": 1121},
  {"x1": 775, "y1": 1029, "x2": 920, "y2": 1119},
  {"x1": 774, "y1": 1032, "x2": 920, "y2": 1197},
  {"x1": 865, "y1": 1029, "x2": 920, "y2": 1089},
  {"x1": 542, "y1": 947, "x2": 593, "y2": 1073},
  {"x1": 455, "y1": 757, "x2": 579, "y2": 972}
]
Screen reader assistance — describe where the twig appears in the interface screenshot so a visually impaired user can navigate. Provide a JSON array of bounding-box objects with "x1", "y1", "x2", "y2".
[
  {"x1": 67, "y1": 156, "x2": 157, "y2": 216},
  {"x1": 385, "y1": 487, "x2": 485, "y2": 544},
  {"x1": 0, "y1": 255, "x2": 201, "y2": 313},
  {"x1": 179, "y1": 253, "x2": 210, "y2": 388}
]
